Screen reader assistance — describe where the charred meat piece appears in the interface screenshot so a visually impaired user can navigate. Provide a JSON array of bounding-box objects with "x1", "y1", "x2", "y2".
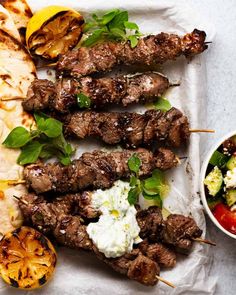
[
  {"x1": 136, "y1": 206, "x2": 164, "y2": 241},
  {"x1": 162, "y1": 214, "x2": 203, "y2": 253},
  {"x1": 57, "y1": 29, "x2": 207, "y2": 78},
  {"x1": 23, "y1": 148, "x2": 178, "y2": 194},
  {"x1": 64, "y1": 107, "x2": 190, "y2": 148},
  {"x1": 23, "y1": 73, "x2": 170, "y2": 113},
  {"x1": 138, "y1": 240, "x2": 176, "y2": 268}
]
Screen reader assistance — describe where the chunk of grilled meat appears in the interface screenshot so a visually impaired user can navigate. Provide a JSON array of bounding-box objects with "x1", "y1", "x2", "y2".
[
  {"x1": 63, "y1": 107, "x2": 190, "y2": 148},
  {"x1": 19, "y1": 194, "x2": 175, "y2": 286},
  {"x1": 23, "y1": 73, "x2": 170, "y2": 113},
  {"x1": 162, "y1": 214, "x2": 203, "y2": 254},
  {"x1": 23, "y1": 148, "x2": 178, "y2": 194},
  {"x1": 136, "y1": 206, "x2": 164, "y2": 241},
  {"x1": 57, "y1": 29, "x2": 207, "y2": 78}
]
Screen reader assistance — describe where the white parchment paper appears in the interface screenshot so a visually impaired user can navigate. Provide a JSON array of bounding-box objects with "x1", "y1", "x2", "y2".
[{"x1": 0, "y1": 0, "x2": 217, "y2": 294}]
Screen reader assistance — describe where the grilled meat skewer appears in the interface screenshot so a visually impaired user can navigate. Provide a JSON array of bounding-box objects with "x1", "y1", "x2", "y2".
[
  {"x1": 63, "y1": 107, "x2": 189, "y2": 148},
  {"x1": 57, "y1": 29, "x2": 207, "y2": 78},
  {"x1": 23, "y1": 72, "x2": 170, "y2": 113},
  {"x1": 24, "y1": 148, "x2": 178, "y2": 194},
  {"x1": 19, "y1": 194, "x2": 176, "y2": 286}
]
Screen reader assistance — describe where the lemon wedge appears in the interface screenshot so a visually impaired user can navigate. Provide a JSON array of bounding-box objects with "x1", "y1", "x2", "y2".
[
  {"x1": 0, "y1": 226, "x2": 57, "y2": 290},
  {"x1": 26, "y1": 5, "x2": 84, "y2": 59}
]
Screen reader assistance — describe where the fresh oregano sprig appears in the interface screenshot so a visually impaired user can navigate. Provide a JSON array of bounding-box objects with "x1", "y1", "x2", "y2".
[
  {"x1": 82, "y1": 9, "x2": 142, "y2": 48},
  {"x1": 3, "y1": 113, "x2": 74, "y2": 166},
  {"x1": 127, "y1": 154, "x2": 169, "y2": 207}
]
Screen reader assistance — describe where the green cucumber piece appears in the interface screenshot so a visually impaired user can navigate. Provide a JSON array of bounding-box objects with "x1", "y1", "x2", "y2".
[
  {"x1": 226, "y1": 155, "x2": 236, "y2": 170},
  {"x1": 225, "y1": 189, "x2": 236, "y2": 207},
  {"x1": 209, "y1": 150, "x2": 229, "y2": 167},
  {"x1": 204, "y1": 166, "x2": 223, "y2": 196}
]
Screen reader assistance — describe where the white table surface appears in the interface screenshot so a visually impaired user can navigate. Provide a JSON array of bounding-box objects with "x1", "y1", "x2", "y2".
[{"x1": 179, "y1": 1, "x2": 236, "y2": 294}]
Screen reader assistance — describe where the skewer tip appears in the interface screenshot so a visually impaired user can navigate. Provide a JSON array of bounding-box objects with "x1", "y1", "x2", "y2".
[
  {"x1": 13, "y1": 195, "x2": 28, "y2": 205},
  {"x1": 193, "y1": 237, "x2": 216, "y2": 246},
  {"x1": 0, "y1": 97, "x2": 25, "y2": 102},
  {"x1": 189, "y1": 129, "x2": 215, "y2": 134},
  {"x1": 8, "y1": 179, "x2": 26, "y2": 186},
  {"x1": 156, "y1": 275, "x2": 176, "y2": 288}
]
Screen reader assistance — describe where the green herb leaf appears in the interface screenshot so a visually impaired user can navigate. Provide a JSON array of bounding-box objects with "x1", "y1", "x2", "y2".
[
  {"x1": 83, "y1": 22, "x2": 97, "y2": 33},
  {"x1": 128, "y1": 186, "x2": 140, "y2": 205},
  {"x1": 77, "y1": 93, "x2": 91, "y2": 108},
  {"x1": 58, "y1": 155, "x2": 72, "y2": 166},
  {"x1": 109, "y1": 27, "x2": 126, "y2": 39},
  {"x1": 3, "y1": 127, "x2": 31, "y2": 148},
  {"x1": 128, "y1": 35, "x2": 139, "y2": 48},
  {"x1": 154, "y1": 97, "x2": 172, "y2": 112},
  {"x1": 124, "y1": 21, "x2": 139, "y2": 31},
  {"x1": 108, "y1": 10, "x2": 128, "y2": 30},
  {"x1": 17, "y1": 141, "x2": 43, "y2": 165},
  {"x1": 130, "y1": 175, "x2": 138, "y2": 187},
  {"x1": 128, "y1": 154, "x2": 141, "y2": 174},
  {"x1": 102, "y1": 9, "x2": 120, "y2": 25},
  {"x1": 82, "y1": 28, "x2": 106, "y2": 47},
  {"x1": 41, "y1": 118, "x2": 63, "y2": 138},
  {"x1": 209, "y1": 150, "x2": 229, "y2": 167},
  {"x1": 143, "y1": 192, "x2": 163, "y2": 208}
]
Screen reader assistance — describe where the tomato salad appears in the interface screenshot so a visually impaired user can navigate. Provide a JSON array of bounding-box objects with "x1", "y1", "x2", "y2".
[{"x1": 204, "y1": 135, "x2": 236, "y2": 235}]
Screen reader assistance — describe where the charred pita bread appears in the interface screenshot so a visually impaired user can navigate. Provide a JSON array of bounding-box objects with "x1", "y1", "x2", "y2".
[
  {"x1": 0, "y1": 29, "x2": 36, "y2": 99},
  {"x1": 0, "y1": 4, "x2": 20, "y2": 41},
  {"x1": 0, "y1": 0, "x2": 32, "y2": 42},
  {"x1": 0, "y1": 28, "x2": 36, "y2": 237}
]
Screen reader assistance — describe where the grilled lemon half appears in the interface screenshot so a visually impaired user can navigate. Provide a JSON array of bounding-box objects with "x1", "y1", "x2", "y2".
[
  {"x1": 0, "y1": 226, "x2": 57, "y2": 290},
  {"x1": 26, "y1": 5, "x2": 84, "y2": 59}
]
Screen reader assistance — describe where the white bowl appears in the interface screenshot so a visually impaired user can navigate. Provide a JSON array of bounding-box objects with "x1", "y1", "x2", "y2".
[{"x1": 200, "y1": 130, "x2": 236, "y2": 239}]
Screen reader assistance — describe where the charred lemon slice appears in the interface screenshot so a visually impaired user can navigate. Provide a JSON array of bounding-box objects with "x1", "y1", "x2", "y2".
[
  {"x1": 0, "y1": 226, "x2": 57, "y2": 290},
  {"x1": 26, "y1": 5, "x2": 84, "y2": 59}
]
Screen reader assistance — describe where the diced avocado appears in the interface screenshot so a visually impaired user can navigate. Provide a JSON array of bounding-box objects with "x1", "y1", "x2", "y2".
[
  {"x1": 226, "y1": 155, "x2": 236, "y2": 170},
  {"x1": 204, "y1": 166, "x2": 223, "y2": 196},
  {"x1": 225, "y1": 189, "x2": 236, "y2": 207}
]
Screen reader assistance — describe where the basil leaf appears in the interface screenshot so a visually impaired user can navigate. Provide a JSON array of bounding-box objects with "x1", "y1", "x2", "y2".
[
  {"x1": 77, "y1": 93, "x2": 91, "y2": 108},
  {"x1": 34, "y1": 112, "x2": 49, "y2": 125},
  {"x1": 130, "y1": 175, "x2": 138, "y2": 187},
  {"x1": 82, "y1": 29, "x2": 106, "y2": 47},
  {"x1": 3, "y1": 127, "x2": 31, "y2": 148},
  {"x1": 58, "y1": 155, "x2": 72, "y2": 166},
  {"x1": 209, "y1": 150, "x2": 229, "y2": 167},
  {"x1": 108, "y1": 10, "x2": 128, "y2": 30},
  {"x1": 18, "y1": 141, "x2": 43, "y2": 165},
  {"x1": 128, "y1": 35, "x2": 139, "y2": 48},
  {"x1": 39, "y1": 146, "x2": 55, "y2": 159},
  {"x1": 143, "y1": 192, "x2": 163, "y2": 208},
  {"x1": 128, "y1": 186, "x2": 140, "y2": 205},
  {"x1": 128, "y1": 154, "x2": 141, "y2": 174},
  {"x1": 109, "y1": 27, "x2": 126, "y2": 39},
  {"x1": 65, "y1": 143, "x2": 73, "y2": 155},
  {"x1": 83, "y1": 22, "x2": 97, "y2": 33},
  {"x1": 102, "y1": 9, "x2": 120, "y2": 25},
  {"x1": 154, "y1": 97, "x2": 172, "y2": 112},
  {"x1": 41, "y1": 118, "x2": 63, "y2": 138},
  {"x1": 124, "y1": 21, "x2": 139, "y2": 31}
]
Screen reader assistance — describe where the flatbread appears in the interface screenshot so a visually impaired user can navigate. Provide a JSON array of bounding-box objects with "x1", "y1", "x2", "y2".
[
  {"x1": 0, "y1": 29, "x2": 36, "y2": 99},
  {"x1": 0, "y1": 0, "x2": 32, "y2": 42},
  {"x1": 0, "y1": 28, "x2": 36, "y2": 237},
  {"x1": 0, "y1": 4, "x2": 20, "y2": 41}
]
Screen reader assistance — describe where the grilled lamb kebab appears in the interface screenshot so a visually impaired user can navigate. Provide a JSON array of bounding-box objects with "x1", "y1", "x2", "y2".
[
  {"x1": 19, "y1": 194, "x2": 176, "y2": 286},
  {"x1": 63, "y1": 107, "x2": 189, "y2": 148},
  {"x1": 23, "y1": 148, "x2": 178, "y2": 194},
  {"x1": 23, "y1": 72, "x2": 170, "y2": 113},
  {"x1": 57, "y1": 29, "x2": 207, "y2": 78}
]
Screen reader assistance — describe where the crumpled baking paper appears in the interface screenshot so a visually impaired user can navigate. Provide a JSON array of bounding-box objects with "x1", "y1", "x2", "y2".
[{"x1": 0, "y1": 0, "x2": 217, "y2": 294}]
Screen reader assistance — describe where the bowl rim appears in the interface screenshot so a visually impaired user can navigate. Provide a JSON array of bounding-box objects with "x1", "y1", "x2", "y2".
[{"x1": 200, "y1": 130, "x2": 236, "y2": 239}]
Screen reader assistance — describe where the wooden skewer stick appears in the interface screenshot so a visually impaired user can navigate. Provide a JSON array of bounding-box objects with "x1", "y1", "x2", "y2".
[
  {"x1": 0, "y1": 96, "x2": 25, "y2": 101},
  {"x1": 205, "y1": 41, "x2": 212, "y2": 44},
  {"x1": 189, "y1": 129, "x2": 215, "y2": 133},
  {"x1": 193, "y1": 237, "x2": 216, "y2": 246},
  {"x1": 37, "y1": 62, "x2": 57, "y2": 69},
  {"x1": 7, "y1": 179, "x2": 26, "y2": 186},
  {"x1": 170, "y1": 82, "x2": 181, "y2": 87},
  {"x1": 156, "y1": 276, "x2": 176, "y2": 288},
  {"x1": 13, "y1": 195, "x2": 28, "y2": 205}
]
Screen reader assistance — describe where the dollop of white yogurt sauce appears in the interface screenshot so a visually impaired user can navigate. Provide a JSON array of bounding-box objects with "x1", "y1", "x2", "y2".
[
  {"x1": 224, "y1": 167, "x2": 236, "y2": 188},
  {"x1": 86, "y1": 180, "x2": 142, "y2": 258}
]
